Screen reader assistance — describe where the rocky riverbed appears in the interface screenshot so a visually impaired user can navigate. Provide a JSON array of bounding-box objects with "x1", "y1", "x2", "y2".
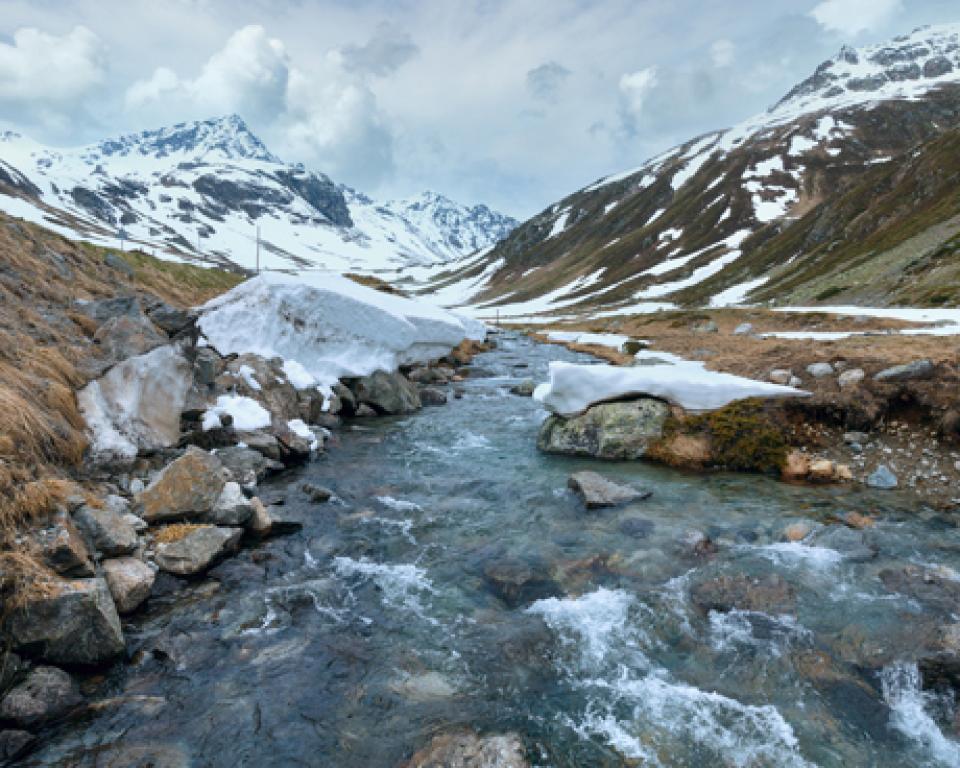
[{"x1": 8, "y1": 332, "x2": 960, "y2": 767}]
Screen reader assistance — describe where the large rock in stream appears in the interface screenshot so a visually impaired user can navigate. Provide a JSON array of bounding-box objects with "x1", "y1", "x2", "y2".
[
  {"x1": 402, "y1": 731, "x2": 528, "y2": 768},
  {"x1": 350, "y1": 370, "x2": 421, "y2": 415},
  {"x1": 6, "y1": 578, "x2": 124, "y2": 665},
  {"x1": 567, "y1": 471, "x2": 651, "y2": 509},
  {"x1": 537, "y1": 399, "x2": 669, "y2": 459},
  {"x1": 154, "y1": 525, "x2": 242, "y2": 576}
]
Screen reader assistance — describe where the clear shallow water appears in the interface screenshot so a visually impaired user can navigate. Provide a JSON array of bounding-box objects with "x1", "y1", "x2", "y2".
[{"x1": 24, "y1": 333, "x2": 960, "y2": 767}]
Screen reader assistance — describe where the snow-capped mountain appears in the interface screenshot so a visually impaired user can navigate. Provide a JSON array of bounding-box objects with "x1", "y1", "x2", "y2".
[
  {"x1": 0, "y1": 115, "x2": 518, "y2": 273},
  {"x1": 441, "y1": 24, "x2": 960, "y2": 318}
]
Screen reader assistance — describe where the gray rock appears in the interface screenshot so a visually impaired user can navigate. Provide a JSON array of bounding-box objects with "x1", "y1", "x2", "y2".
[
  {"x1": 301, "y1": 483, "x2": 333, "y2": 503},
  {"x1": 408, "y1": 367, "x2": 450, "y2": 385},
  {"x1": 482, "y1": 559, "x2": 561, "y2": 608},
  {"x1": 351, "y1": 370, "x2": 421, "y2": 414},
  {"x1": 93, "y1": 313, "x2": 167, "y2": 363},
  {"x1": 102, "y1": 557, "x2": 155, "y2": 613},
  {"x1": 154, "y1": 526, "x2": 242, "y2": 576},
  {"x1": 402, "y1": 731, "x2": 528, "y2": 768},
  {"x1": 806, "y1": 362, "x2": 834, "y2": 378},
  {"x1": 838, "y1": 368, "x2": 865, "y2": 389},
  {"x1": 6, "y1": 578, "x2": 124, "y2": 665},
  {"x1": 0, "y1": 730, "x2": 34, "y2": 762},
  {"x1": 874, "y1": 359, "x2": 935, "y2": 382},
  {"x1": 32, "y1": 511, "x2": 94, "y2": 577},
  {"x1": 75, "y1": 295, "x2": 140, "y2": 326},
  {"x1": 509, "y1": 380, "x2": 536, "y2": 397},
  {"x1": 419, "y1": 387, "x2": 448, "y2": 406},
  {"x1": 355, "y1": 403, "x2": 377, "y2": 417},
  {"x1": 537, "y1": 399, "x2": 669, "y2": 459},
  {"x1": 203, "y1": 482, "x2": 254, "y2": 526},
  {"x1": 144, "y1": 297, "x2": 191, "y2": 335},
  {"x1": 103, "y1": 251, "x2": 134, "y2": 277},
  {"x1": 691, "y1": 319, "x2": 718, "y2": 333},
  {"x1": 73, "y1": 501, "x2": 139, "y2": 557},
  {"x1": 136, "y1": 446, "x2": 227, "y2": 523},
  {"x1": 123, "y1": 512, "x2": 148, "y2": 533},
  {"x1": 567, "y1": 471, "x2": 650, "y2": 509},
  {"x1": 788, "y1": 375, "x2": 803, "y2": 388},
  {"x1": 236, "y1": 431, "x2": 282, "y2": 461},
  {"x1": 810, "y1": 526, "x2": 877, "y2": 563},
  {"x1": 332, "y1": 382, "x2": 357, "y2": 416},
  {"x1": 866, "y1": 464, "x2": 898, "y2": 489},
  {"x1": 0, "y1": 666, "x2": 80, "y2": 727},
  {"x1": 733, "y1": 322, "x2": 754, "y2": 335},
  {"x1": 769, "y1": 369, "x2": 793, "y2": 385},
  {"x1": 678, "y1": 529, "x2": 718, "y2": 557}
]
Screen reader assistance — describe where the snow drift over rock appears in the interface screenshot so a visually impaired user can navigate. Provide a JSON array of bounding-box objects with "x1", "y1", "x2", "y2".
[
  {"x1": 198, "y1": 273, "x2": 484, "y2": 386},
  {"x1": 79, "y1": 345, "x2": 192, "y2": 460},
  {"x1": 534, "y1": 359, "x2": 808, "y2": 416}
]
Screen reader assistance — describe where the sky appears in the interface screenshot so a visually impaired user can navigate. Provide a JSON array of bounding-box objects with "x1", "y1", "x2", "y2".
[{"x1": 0, "y1": 0, "x2": 957, "y2": 218}]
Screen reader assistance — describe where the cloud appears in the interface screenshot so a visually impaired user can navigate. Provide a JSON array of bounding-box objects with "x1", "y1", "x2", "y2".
[
  {"x1": 124, "y1": 24, "x2": 394, "y2": 189},
  {"x1": 339, "y1": 24, "x2": 419, "y2": 77},
  {"x1": 710, "y1": 39, "x2": 735, "y2": 68},
  {"x1": 809, "y1": 0, "x2": 903, "y2": 36},
  {"x1": 526, "y1": 61, "x2": 571, "y2": 102},
  {"x1": 618, "y1": 66, "x2": 658, "y2": 127},
  {"x1": 0, "y1": 25, "x2": 106, "y2": 128}
]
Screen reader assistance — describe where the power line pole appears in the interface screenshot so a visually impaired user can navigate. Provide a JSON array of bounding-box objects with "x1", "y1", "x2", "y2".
[{"x1": 256, "y1": 225, "x2": 260, "y2": 275}]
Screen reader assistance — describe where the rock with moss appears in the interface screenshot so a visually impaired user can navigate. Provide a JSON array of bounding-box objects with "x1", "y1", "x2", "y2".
[
  {"x1": 154, "y1": 525, "x2": 242, "y2": 576},
  {"x1": 137, "y1": 447, "x2": 227, "y2": 523},
  {"x1": 537, "y1": 399, "x2": 670, "y2": 459}
]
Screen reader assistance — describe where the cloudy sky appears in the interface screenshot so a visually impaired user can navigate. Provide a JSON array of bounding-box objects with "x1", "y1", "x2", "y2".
[{"x1": 0, "y1": 0, "x2": 956, "y2": 217}]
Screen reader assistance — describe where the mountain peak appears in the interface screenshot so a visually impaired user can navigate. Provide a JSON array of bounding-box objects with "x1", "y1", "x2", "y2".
[
  {"x1": 771, "y1": 22, "x2": 960, "y2": 117},
  {"x1": 91, "y1": 114, "x2": 280, "y2": 164}
]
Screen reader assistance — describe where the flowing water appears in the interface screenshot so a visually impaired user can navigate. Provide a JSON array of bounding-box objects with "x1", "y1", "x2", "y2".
[{"x1": 24, "y1": 334, "x2": 960, "y2": 767}]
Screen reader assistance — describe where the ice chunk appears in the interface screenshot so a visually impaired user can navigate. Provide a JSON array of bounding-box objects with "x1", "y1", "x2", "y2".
[{"x1": 534, "y1": 359, "x2": 808, "y2": 416}]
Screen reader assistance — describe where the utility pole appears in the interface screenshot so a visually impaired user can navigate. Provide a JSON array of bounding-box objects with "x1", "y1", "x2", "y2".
[
  {"x1": 197, "y1": 229, "x2": 201, "y2": 257},
  {"x1": 256, "y1": 225, "x2": 260, "y2": 275}
]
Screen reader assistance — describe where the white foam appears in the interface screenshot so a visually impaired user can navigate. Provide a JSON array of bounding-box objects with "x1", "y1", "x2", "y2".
[
  {"x1": 332, "y1": 556, "x2": 436, "y2": 617},
  {"x1": 881, "y1": 662, "x2": 960, "y2": 766}
]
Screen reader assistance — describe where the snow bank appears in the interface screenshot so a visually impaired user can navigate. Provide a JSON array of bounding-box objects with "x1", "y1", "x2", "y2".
[
  {"x1": 202, "y1": 395, "x2": 272, "y2": 432},
  {"x1": 534, "y1": 359, "x2": 808, "y2": 416},
  {"x1": 198, "y1": 272, "x2": 481, "y2": 387},
  {"x1": 546, "y1": 331, "x2": 633, "y2": 350}
]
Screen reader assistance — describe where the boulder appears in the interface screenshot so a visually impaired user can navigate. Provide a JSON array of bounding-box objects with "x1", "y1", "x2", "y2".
[
  {"x1": 222, "y1": 354, "x2": 300, "y2": 421},
  {"x1": 32, "y1": 511, "x2": 94, "y2": 577},
  {"x1": 567, "y1": 471, "x2": 650, "y2": 509},
  {"x1": 246, "y1": 497, "x2": 273, "y2": 535},
  {"x1": 769, "y1": 369, "x2": 793, "y2": 386},
  {"x1": 236, "y1": 431, "x2": 283, "y2": 461},
  {"x1": 102, "y1": 557, "x2": 155, "y2": 614},
  {"x1": 690, "y1": 573, "x2": 796, "y2": 614},
  {"x1": 509, "y1": 380, "x2": 536, "y2": 397},
  {"x1": 74, "y1": 295, "x2": 140, "y2": 327},
  {"x1": 143, "y1": 297, "x2": 192, "y2": 335},
  {"x1": 408, "y1": 367, "x2": 450, "y2": 385},
  {"x1": 873, "y1": 359, "x2": 934, "y2": 382},
  {"x1": 537, "y1": 399, "x2": 669, "y2": 459},
  {"x1": 419, "y1": 387, "x2": 447, "y2": 406},
  {"x1": 137, "y1": 447, "x2": 227, "y2": 523},
  {"x1": 0, "y1": 666, "x2": 81, "y2": 727},
  {"x1": 733, "y1": 322, "x2": 754, "y2": 335},
  {"x1": 154, "y1": 526, "x2": 242, "y2": 576},
  {"x1": 93, "y1": 313, "x2": 167, "y2": 363},
  {"x1": 203, "y1": 482, "x2": 254, "y2": 526},
  {"x1": 301, "y1": 483, "x2": 333, "y2": 503},
  {"x1": 73, "y1": 501, "x2": 139, "y2": 557},
  {"x1": 879, "y1": 565, "x2": 960, "y2": 611},
  {"x1": 0, "y1": 730, "x2": 34, "y2": 763},
  {"x1": 866, "y1": 464, "x2": 898, "y2": 490},
  {"x1": 838, "y1": 368, "x2": 865, "y2": 389},
  {"x1": 351, "y1": 370, "x2": 421, "y2": 414},
  {"x1": 214, "y1": 445, "x2": 283, "y2": 488},
  {"x1": 402, "y1": 731, "x2": 528, "y2": 768},
  {"x1": 482, "y1": 559, "x2": 561, "y2": 608},
  {"x1": 806, "y1": 362, "x2": 834, "y2": 378},
  {"x1": 6, "y1": 578, "x2": 124, "y2": 665},
  {"x1": 781, "y1": 450, "x2": 810, "y2": 482},
  {"x1": 691, "y1": 319, "x2": 718, "y2": 333}
]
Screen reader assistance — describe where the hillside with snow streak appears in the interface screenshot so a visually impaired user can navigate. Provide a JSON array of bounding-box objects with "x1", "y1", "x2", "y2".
[{"x1": 433, "y1": 24, "x2": 960, "y2": 320}]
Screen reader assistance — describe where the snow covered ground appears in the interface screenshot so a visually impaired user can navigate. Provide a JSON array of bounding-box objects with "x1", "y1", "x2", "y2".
[
  {"x1": 534, "y1": 357, "x2": 808, "y2": 416},
  {"x1": 198, "y1": 272, "x2": 485, "y2": 390}
]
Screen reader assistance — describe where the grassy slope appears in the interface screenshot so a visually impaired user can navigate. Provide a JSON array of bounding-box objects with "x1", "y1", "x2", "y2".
[{"x1": 0, "y1": 211, "x2": 244, "y2": 536}]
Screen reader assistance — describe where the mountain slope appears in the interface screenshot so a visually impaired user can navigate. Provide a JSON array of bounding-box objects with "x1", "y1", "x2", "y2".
[
  {"x1": 0, "y1": 115, "x2": 518, "y2": 274},
  {"x1": 440, "y1": 23, "x2": 960, "y2": 319}
]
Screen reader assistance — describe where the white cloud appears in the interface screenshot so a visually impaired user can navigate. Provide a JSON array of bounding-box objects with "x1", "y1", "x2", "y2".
[
  {"x1": 809, "y1": 0, "x2": 903, "y2": 36},
  {"x1": 710, "y1": 39, "x2": 735, "y2": 68},
  {"x1": 0, "y1": 25, "x2": 106, "y2": 108},
  {"x1": 619, "y1": 67, "x2": 658, "y2": 119}
]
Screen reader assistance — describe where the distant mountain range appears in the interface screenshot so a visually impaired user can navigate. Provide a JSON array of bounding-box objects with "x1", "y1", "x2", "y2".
[
  {"x1": 0, "y1": 114, "x2": 518, "y2": 273},
  {"x1": 431, "y1": 23, "x2": 960, "y2": 318}
]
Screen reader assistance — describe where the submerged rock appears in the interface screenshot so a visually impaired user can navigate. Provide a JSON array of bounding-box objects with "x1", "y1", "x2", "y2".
[
  {"x1": 537, "y1": 399, "x2": 670, "y2": 459},
  {"x1": 419, "y1": 386, "x2": 448, "y2": 406},
  {"x1": 301, "y1": 483, "x2": 333, "y2": 503},
  {"x1": 482, "y1": 558, "x2": 562, "y2": 608},
  {"x1": 690, "y1": 573, "x2": 796, "y2": 614},
  {"x1": 509, "y1": 380, "x2": 536, "y2": 397},
  {"x1": 402, "y1": 730, "x2": 528, "y2": 768},
  {"x1": 6, "y1": 578, "x2": 124, "y2": 665},
  {"x1": 0, "y1": 665, "x2": 81, "y2": 727},
  {"x1": 137, "y1": 447, "x2": 227, "y2": 523},
  {"x1": 102, "y1": 557, "x2": 156, "y2": 613},
  {"x1": 567, "y1": 471, "x2": 650, "y2": 509},
  {"x1": 154, "y1": 525, "x2": 242, "y2": 576}
]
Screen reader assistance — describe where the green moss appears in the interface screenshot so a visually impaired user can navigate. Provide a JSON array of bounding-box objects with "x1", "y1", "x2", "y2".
[{"x1": 665, "y1": 399, "x2": 788, "y2": 474}]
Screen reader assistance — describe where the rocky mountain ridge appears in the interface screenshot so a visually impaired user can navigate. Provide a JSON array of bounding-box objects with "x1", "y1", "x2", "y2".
[
  {"x1": 434, "y1": 24, "x2": 960, "y2": 319},
  {"x1": 0, "y1": 115, "x2": 518, "y2": 274}
]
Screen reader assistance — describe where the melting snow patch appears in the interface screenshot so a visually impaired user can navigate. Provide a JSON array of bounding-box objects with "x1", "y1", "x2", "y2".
[
  {"x1": 710, "y1": 275, "x2": 770, "y2": 307},
  {"x1": 547, "y1": 209, "x2": 571, "y2": 238},
  {"x1": 534, "y1": 358, "x2": 808, "y2": 416},
  {"x1": 203, "y1": 395, "x2": 272, "y2": 432}
]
